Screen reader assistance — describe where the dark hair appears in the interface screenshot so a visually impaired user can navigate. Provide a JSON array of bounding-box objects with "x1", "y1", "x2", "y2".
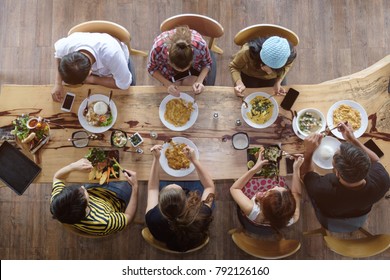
[
  {"x1": 333, "y1": 142, "x2": 371, "y2": 183},
  {"x1": 50, "y1": 185, "x2": 87, "y2": 224},
  {"x1": 159, "y1": 187, "x2": 213, "y2": 252},
  {"x1": 168, "y1": 26, "x2": 193, "y2": 70},
  {"x1": 248, "y1": 37, "x2": 297, "y2": 74},
  {"x1": 258, "y1": 188, "x2": 296, "y2": 229},
  {"x1": 59, "y1": 52, "x2": 91, "y2": 84}
]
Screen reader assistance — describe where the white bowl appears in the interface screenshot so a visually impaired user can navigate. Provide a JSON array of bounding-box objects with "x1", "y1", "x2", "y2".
[
  {"x1": 296, "y1": 108, "x2": 326, "y2": 137},
  {"x1": 313, "y1": 136, "x2": 341, "y2": 169}
]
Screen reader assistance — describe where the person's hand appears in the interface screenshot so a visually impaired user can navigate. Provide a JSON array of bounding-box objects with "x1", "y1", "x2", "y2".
[
  {"x1": 273, "y1": 82, "x2": 286, "y2": 95},
  {"x1": 251, "y1": 158, "x2": 269, "y2": 173},
  {"x1": 51, "y1": 84, "x2": 64, "y2": 102},
  {"x1": 183, "y1": 145, "x2": 196, "y2": 162},
  {"x1": 338, "y1": 121, "x2": 355, "y2": 142},
  {"x1": 193, "y1": 82, "x2": 204, "y2": 94},
  {"x1": 70, "y1": 158, "x2": 93, "y2": 172},
  {"x1": 123, "y1": 169, "x2": 138, "y2": 187},
  {"x1": 304, "y1": 133, "x2": 323, "y2": 154},
  {"x1": 150, "y1": 145, "x2": 162, "y2": 159},
  {"x1": 167, "y1": 84, "x2": 180, "y2": 97},
  {"x1": 234, "y1": 82, "x2": 246, "y2": 97},
  {"x1": 292, "y1": 155, "x2": 304, "y2": 171}
]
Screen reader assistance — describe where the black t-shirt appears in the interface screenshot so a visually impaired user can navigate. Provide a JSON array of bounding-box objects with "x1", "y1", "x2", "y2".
[
  {"x1": 145, "y1": 203, "x2": 212, "y2": 251},
  {"x1": 304, "y1": 162, "x2": 390, "y2": 218}
]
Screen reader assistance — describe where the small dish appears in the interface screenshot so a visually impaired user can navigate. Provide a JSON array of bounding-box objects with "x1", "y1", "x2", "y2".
[
  {"x1": 129, "y1": 132, "x2": 143, "y2": 147},
  {"x1": 26, "y1": 117, "x2": 40, "y2": 129},
  {"x1": 111, "y1": 130, "x2": 128, "y2": 148},
  {"x1": 296, "y1": 108, "x2": 326, "y2": 137},
  {"x1": 232, "y1": 132, "x2": 249, "y2": 150},
  {"x1": 312, "y1": 136, "x2": 341, "y2": 169}
]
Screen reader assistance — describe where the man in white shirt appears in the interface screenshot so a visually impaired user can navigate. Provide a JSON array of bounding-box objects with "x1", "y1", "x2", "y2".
[{"x1": 51, "y1": 32, "x2": 135, "y2": 102}]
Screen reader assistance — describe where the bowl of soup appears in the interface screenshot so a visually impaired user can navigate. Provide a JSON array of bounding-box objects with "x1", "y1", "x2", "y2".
[{"x1": 296, "y1": 108, "x2": 326, "y2": 137}]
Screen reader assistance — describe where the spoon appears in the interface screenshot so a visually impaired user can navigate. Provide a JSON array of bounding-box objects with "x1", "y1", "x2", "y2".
[
  {"x1": 107, "y1": 90, "x2": 113, "y2": 113},
  {"x1": 83, "y1": 89, "x2": 91, "y2": 116}
]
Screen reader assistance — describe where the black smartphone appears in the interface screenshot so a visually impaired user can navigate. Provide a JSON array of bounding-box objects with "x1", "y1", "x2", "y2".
[
  {"x1": 286, "y1": 157, "x2": 294, "y2": 174},
  {"x1": 364, "y1": 139, "x2": 384, "y2": 158},
  {"x1": 61, "y1": 92, "x2": 75, "y2": 112},
  {"x1": 280, "y1": 88, "x2": 300, "y2": 110}
]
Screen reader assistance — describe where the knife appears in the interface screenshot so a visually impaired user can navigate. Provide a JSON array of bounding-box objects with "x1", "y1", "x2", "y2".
[
  {"x1": 111, "y1": 157, "x2": 131, "y2": 176},
  {"x1": 30, "y1": 135, "x2": 50, "y2": 154}
]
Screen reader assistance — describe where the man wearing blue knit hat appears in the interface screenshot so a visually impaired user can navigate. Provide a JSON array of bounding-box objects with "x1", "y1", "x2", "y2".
[{"x1": 229, "y1": 36, "x2": 297, "y2": 96}]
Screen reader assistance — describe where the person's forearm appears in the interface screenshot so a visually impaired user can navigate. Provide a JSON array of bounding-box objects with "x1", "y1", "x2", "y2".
[
  {"x1": 124, "y1": 184, "x2": 138, "y2": 224},
  {"x1": 195, "y1": 67, "x2": 209, "y2": 84},
  {"x1": 53, "y1": 163, "x2": 75, "y2": 181},
  {"x1": 148, "y1": 158, "x2": 160, "y2": 191},
  {"x1": 291, "y1": 170, "x2": 302, "y2": 195},
  {"x1": 192, "y1": 159, "x2": 214, "y2": 191},
  {"x1": 152, "y1": 71, "x2": 172, "y2": 87},
  {"x1": 349, "y1": 138, "x2": 380, "y2": 162},
  {"x1": 86, "y1": 75, "x2": 119, "y2": 89},
  {"x1": 54, "y1": 59, "x2": 63, "y2": 86},
  {"x1": 231, "y1": 169, "x2": 256, "y2": 191},
  {"x1": 300, "y1": 152, "x2": 314, "y2": 178}
]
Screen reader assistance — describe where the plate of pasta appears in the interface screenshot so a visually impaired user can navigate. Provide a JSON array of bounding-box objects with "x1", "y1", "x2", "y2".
[
  {"x1": 78, "y1": 94, "x2": 117, "y2": 133},
  {"x1": 159, "y1": 93, "x2": 198, "y2": 131},
  {"x1": 241, "y1": 92, "x2": 279, "y2": 129},
  {"x1": 326, "y1": 100, "x2": 368, "y2": 139},
  {"x1": 159, "y1": 137, "x2": 199, "y2": 177}
]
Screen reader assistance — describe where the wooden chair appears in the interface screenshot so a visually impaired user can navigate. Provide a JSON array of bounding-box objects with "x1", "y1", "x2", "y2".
[
  {"x1": 229, "y1": 228, "x2": 301, "y2": 259},
  {"x1": 68, "y1": 20, "x2": 148, "y2": 56},
  {"x1": 234, "y1": 24, "x2": 299, "y2": 47},
  {"x1": 141, "y1": 227, "x2": 209, "y2": 253},
  {"x1": 304, "y1": 227, "x2": 390, "y2": 258},
  {"x1": 160, "y1": 13, "x2": 224, "y2": 54}
]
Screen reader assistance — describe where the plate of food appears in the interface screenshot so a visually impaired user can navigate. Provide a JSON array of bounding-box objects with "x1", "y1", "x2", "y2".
[
  {"x1": 11, "y1": 115, "x2": 50, "y2": 154},
  {"x1": 85, "y1": 148, "x2": 120, "y2": 184},
  {"x1": 296, "y1": 108, "x2": 326, "y2": 137},
  {"x1": 159, "y1": 92, "x2": 198, "y2": 131},
  {"x1": 326, "y1": 100, "x2": 368, "y2": 139},
  {"x1": 241, "y1": 92, "x2": 279, "y2": 129},
  {"x1": 78, "y1": 94, "x2": 117, "y2": 133},
  {"x1": 312, "y1": 136, "x2": 341, "y2": 169},
  {"x1": 159, "y1": 137, "x2": 199, "y2": 177},
  {"x1": 247, "y1": 145, "x2": 281, "y2": 177}
]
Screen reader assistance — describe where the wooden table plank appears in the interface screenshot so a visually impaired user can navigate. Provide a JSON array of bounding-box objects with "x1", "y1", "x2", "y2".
[{"x1": 1, "y1": 55, "x2": 390, "y2": 182}]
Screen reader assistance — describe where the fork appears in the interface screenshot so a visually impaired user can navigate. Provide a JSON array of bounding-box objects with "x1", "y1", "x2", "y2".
[
  {"x1": 107, "y1": 90, "x2": 113, "y2": 113},
  {"x1": 83, "y1": 89, "x2": 91, "y2": 116},
  {"x1": 240, "y1": 97, "x2": 249, "y2": 108}
]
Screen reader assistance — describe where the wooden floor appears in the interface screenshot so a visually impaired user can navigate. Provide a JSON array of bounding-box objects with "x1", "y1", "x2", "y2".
[{"x1": 1, "y1": 0, "x2": 390, "y2": 260}]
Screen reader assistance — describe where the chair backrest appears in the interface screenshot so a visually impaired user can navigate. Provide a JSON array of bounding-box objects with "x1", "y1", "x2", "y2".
[
  {"x1": 160, "y1": 14, "x2": 224, "y2": 54},
  {"x1": 230, "y1": 228, "x2": 301, "y2": 259},
  {"x1": 141, "y1": 227, "x2": 209, "y2": 254},
  {"x1": 234, "y1": 24, "x2": 299, "y2": 47},
  {"x1": 321, "y1": 213, "x2": 369, "y2": 233},
  {"x1": 304, "y1": 227, "x2": 390, "y2": 258},
  {"x1": 68, "y1": 20, "x2": 148, "y2": 56}
]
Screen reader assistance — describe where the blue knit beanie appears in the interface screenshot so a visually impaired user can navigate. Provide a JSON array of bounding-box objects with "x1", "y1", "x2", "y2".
[{"x1": 260, "y1": 36, "x2": 290, "y2": 69}]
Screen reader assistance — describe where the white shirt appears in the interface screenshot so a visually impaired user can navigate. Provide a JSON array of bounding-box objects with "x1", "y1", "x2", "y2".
[{"x1": 55, "y1": 32, "x2": 132, "y2": 89}]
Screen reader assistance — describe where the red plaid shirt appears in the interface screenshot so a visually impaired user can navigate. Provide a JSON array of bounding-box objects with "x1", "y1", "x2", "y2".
[{"x1": 147, "y1": 29, "x2": 212, "y2": 81}]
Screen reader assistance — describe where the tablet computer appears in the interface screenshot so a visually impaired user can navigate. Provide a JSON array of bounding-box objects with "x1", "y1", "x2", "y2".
[{"x1": 0, "y1": 141, "x2": 41, "y2": 195}]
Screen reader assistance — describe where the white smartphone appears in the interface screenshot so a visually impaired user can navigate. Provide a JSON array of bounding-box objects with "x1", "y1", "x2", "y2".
[{"x1": 61, "y1": 92, "x2": 76, "y2": 112}]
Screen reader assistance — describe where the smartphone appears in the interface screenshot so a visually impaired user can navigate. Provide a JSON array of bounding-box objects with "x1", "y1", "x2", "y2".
[
  {"x1": 280, "y1": 88, "x2": 300, "y2": 110},
  {"x1": 364, "y1": 139, "x2": 384, "y2": 158},
  {"x1": 286, "y1": 157, "x2": 294, "y2": 174},
  {"x1": 61, "y1": 92, "x2": 75, "y2": 112}
]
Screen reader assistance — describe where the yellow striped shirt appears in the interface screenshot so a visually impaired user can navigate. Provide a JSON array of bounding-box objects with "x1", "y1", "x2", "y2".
[{"x1": 51, "y1": 180, "x2": 128, "y2": 236}]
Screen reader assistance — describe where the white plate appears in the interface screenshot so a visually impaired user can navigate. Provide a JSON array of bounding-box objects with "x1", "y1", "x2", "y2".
[
  {"x1": 326, "y1": 100, "x2": 368, "y2": 140},
  {"x1": 241, "y1": 92, "x2": 279, "y2": 128},
  {"x1": 78, "y1": 94, "x2": 117, "y2": 133},
  {"x1": 159, "y1": 93, "x2": 198, "y2": 131},
  {"x1": 292, "y1": 117, "x2": 305, "y2": 140},
  {"x1": 159, "y1": 137, "x2": 199, "y2": 177},
  {"x1": 313, "y1": 136, "x2": 341, "y2": 169}
]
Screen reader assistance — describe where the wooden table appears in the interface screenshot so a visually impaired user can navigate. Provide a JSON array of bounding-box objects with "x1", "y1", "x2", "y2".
[{"x1": 1, "y1": 55, "x2": 390, "y2": 183}]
